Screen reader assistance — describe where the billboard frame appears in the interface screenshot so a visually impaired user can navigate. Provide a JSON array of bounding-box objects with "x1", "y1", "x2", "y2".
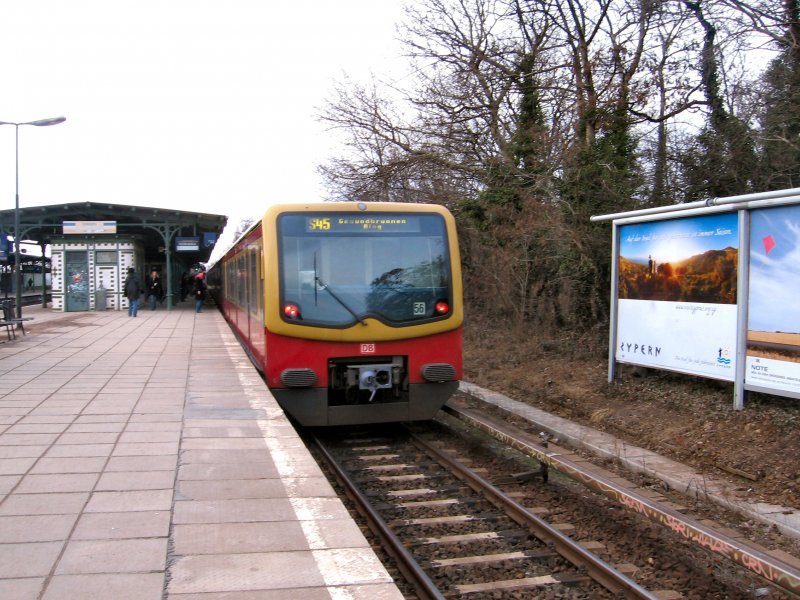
[{"x1": 593, "y1": 187, "x2": 800, "y2": 409}]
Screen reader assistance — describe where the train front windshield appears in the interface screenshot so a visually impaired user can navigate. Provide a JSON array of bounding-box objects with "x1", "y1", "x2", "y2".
[{"x1": 279, "y1": 212, "x2": 452, "y2": 326}]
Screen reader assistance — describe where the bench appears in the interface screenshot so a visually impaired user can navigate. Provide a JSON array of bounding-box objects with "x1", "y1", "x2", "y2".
[
  {"x1": 0, "y1": 301, "x2": 33, "y2": 339},
  {"x1": 0, "y1": 314, "x2": 14, "y2": 341}
]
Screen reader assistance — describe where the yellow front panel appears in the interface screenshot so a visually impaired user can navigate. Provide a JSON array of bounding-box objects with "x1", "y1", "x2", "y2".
[{"x1": 261, "y1": 202, "x2": 463, "y2": 342}]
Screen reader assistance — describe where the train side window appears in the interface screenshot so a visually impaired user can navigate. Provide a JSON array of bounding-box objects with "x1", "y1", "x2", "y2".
[
  {"x1": 248, "y1": 244, "x2": 258, "y2": 317},
  {"x1": 255, "y1": 239, "x2": 264, "y2": 322},
  {"x1": 225, "y1": 262, "x2": 234, "y2": 300},
  {"x1": 237, "y1": 254, "x2": 246, "y2": 307},
  {"x1": 245, "y1": 250, "x2": 251, "y2": 312}
]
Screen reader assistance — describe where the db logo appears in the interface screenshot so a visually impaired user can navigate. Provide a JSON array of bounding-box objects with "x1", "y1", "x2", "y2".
[{"x1": 360, "y1": 343, "x2": 376, "y2": 354}]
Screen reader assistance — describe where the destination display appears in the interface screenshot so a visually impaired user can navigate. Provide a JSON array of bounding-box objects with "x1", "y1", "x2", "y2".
[{"x1": 306, "y1": 214, "x2": 421, "y2": 233}]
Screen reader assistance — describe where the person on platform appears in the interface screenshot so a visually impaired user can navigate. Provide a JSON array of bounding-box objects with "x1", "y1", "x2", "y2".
[
  {"x1": 124, "y1": 268, "x2": 141, "y2": 317},
  {"x1": 146, "y1": 270, "x2": 163, "y2": 310},
  {"x1": 193, "y1": 271, "x2": 206, "y2": 313},
  {"x1": 180, "y1": 272, "x2": 191, "y2": 301}
]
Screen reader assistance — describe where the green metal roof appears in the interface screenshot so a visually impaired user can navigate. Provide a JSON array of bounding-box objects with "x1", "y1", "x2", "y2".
[{"x1": 0, "y1": 201, "x2": 227, "y2": 265}]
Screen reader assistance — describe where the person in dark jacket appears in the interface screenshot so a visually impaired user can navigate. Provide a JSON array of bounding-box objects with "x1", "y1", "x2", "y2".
[
  {"x1": 180, "y1": 272, "x2": 191, "y2": 301},
  {"x1": 146, "y1": 270, "x2": 163, "y2": 310},
  {"x1": 193, "y1": 272, "x2": 206, "y2": 313},
  {"x1": 124, "y1": 268, "x2": 141, "y2": 317}
]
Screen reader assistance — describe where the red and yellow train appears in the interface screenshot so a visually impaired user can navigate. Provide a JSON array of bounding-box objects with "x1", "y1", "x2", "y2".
[{"x1": 207, "y1": 202, "x2": 463, "y2": 426}]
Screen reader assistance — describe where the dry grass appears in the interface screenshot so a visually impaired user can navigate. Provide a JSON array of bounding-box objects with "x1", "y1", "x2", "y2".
[{"x1": 463, "y1": 315, "x2": 800, "y2": 510}]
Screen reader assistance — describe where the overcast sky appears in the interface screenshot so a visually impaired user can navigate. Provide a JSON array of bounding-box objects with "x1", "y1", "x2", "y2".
[{"x1": 0, "y1": 1, "x2": 406, "y2": 243}]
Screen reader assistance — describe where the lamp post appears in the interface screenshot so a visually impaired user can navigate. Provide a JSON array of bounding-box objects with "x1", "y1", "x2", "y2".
[{"x1": 0, "y1": 116, "x2": 66, "y2": 323}]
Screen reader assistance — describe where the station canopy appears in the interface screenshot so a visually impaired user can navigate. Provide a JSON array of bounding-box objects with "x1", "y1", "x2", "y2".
[{"x1": 0, "y1": 201, "x2": 227, "y2": 266}]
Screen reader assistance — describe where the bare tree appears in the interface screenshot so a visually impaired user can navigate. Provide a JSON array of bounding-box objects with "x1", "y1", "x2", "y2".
[{"x1": 316, "y1": 0, "x2": 783, "y2": 336}]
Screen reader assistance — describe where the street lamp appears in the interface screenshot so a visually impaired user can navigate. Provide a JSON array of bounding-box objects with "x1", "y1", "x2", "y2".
[{"x1": 0, "y1": 116, "x2": 66, "y2": 323}]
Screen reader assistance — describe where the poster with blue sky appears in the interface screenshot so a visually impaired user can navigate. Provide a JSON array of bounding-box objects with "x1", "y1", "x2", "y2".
[
  {"x1": 746, "y1": 205, "x2": 800, "y2": 395},
  {"x1": 616, "y1": 212, "x2": 738, "y2": 381}
]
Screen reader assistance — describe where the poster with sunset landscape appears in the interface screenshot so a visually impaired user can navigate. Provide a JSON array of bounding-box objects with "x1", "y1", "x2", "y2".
[
  {"x1": 746, "y1": 205, "x2": 800, "y2": 396},
  {"x1": 616, "y1": 212, "x2": 739, "y2": 381}
]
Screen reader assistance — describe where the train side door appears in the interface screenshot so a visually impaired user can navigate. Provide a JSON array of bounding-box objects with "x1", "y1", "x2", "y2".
[{"x1": 247, "y1": 241, "x2": 265, "y2": 360}]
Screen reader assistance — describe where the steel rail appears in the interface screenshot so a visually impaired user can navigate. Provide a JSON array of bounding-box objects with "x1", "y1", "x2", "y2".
[
  {"x1": 405, "y1": 428, "x2": 659, "y2": 599},
  {"x1": 310, "y1": 434, "x2": 446, "y2": 600},
  {"x1": 442, "y1": 400, "x2": 800, "y2": 597}
]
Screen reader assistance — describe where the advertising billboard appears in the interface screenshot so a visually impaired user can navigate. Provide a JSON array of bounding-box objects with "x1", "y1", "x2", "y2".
[
  {"x1": 616, "y1": 212, "x2": 739, "y2": 381},
  {"x1": 746, "y1": 205, "x2": 800, "y2": 395}
]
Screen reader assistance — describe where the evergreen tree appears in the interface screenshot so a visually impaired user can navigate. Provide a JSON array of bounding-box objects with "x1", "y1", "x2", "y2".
[{"x1": 757, "y1": 0, "x2": 800, "y2": 190}]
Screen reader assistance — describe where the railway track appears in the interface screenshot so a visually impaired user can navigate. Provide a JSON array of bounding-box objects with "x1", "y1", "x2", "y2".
[
  {"x1": 0, "y1": 293, "x2": 47, "y2": 307},
  {"x1": 442, "y1": 398, "x2": 800, "y2": 598},
  {"x1": 315, "y1": 426, "x2": 664, "y2": 598},
  {"x1": 310, "y1": 408, "x2": 800, "y2": 599}
]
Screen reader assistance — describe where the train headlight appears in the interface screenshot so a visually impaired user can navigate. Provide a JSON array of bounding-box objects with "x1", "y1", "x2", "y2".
[
  {"x1": 283, "y1": 303, "x2": 301, "y2": 319},
  {"x1": 435, "y1": 301, "x2": 450, "y2": 315}
]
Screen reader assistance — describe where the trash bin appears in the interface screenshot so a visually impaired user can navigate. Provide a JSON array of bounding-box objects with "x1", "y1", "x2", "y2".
[{"x1": 94, "y1": 287, "x2": 107, "y2": 311}]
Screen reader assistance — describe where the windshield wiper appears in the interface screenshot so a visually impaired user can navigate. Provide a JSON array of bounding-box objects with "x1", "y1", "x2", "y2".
[
  {"x1": 315, "y1": 276, "x2": 367, "y2": 326},
  {"x1": 314, "y1": 253, "x2": 366, "y2": 326}
]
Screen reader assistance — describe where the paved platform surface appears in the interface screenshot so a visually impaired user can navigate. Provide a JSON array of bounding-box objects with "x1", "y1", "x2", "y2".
[
  {"x1": 460, "y1": 381, "x2": 800, "y2": 541},
  {"x1": 0, "y1": 303, "x2": 403, "y2": 600}
]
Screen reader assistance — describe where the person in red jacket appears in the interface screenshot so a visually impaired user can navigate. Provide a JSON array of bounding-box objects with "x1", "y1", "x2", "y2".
[{"x1": 193, "y1": 271, "x2": 206, "y2": 313}]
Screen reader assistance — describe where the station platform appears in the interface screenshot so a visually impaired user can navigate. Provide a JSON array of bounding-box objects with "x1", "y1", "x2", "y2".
[{"x1": 0, "y1": 302, "x2": 403, "y2": 600}]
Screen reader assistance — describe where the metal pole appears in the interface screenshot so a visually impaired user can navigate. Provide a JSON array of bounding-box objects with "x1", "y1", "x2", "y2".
[
  {"x1": 607, "y1": 221, "x2": 619, "y2": 383},
  {"x1": 590, "y1": 186, "x2": 800, "y2": 223},
  {"x1": 14, "y1": 124, "x2": 21, "y2": 322},
  {"x1": 0, "y1": 116, "x2": 66, "y2": 324},
  {"x1": 40, "y1": 240, "x2": 48, "y2": 308},
  {"x1": 165, "y1": 244, "x2": 174, "y2": 310},
  {"x1": 733, "y1": 209, "x2": 749, "y2": 410}
]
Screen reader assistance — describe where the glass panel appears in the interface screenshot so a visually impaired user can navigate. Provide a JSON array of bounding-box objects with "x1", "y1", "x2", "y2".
[
  {"x1": 279, "y1": 213, "x2": 451, "y2": 326},
  {"x1": 65, "y1": 251, "x2": 90, "y2": 312},
  {"x1": 227, "y1": 260, "x2": 234, "y2": 300},
  {"x1": 249, "y1": 244, "x2": 259, "y2": 317},
  {"x1": 256, "y1": 239, "x2": 264, "y2": 320},
  {"x1": 95, "y1": 251, "x2": 117, "y2": 264},
  {"x1": 237, "y1": 254, "x2": 246, "y2": 307}
]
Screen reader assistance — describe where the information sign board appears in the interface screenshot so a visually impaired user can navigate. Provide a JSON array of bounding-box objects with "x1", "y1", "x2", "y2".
[
  {"x1": 175, "y1": 237, "x2": 200, "y2": 252},
  {"x1": 63, "y1": 221, "x2": 117, "y2": 234}
]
